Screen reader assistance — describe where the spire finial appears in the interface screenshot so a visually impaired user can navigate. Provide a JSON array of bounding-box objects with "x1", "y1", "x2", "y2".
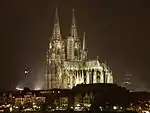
[
  {"x1": 54, "y1": 7, "x2": 59, "y2": 24},
  {"x1": 52, "y1": 8, "x2": 61, "y2": 39},
  {"x1": 97, "y1": 56, "x2": 99, "y2": 60},
  {"x1": 83, "y1": 32, "x2": 86, "y2": 50},
  {"x1": 71, "y1": 8, "x2": 78, "y2": 38},
  {"x1": 72, "y1": 8, "x2": 75, "y2": 23},
  {"x1": 72, "y1": 8, "x2": 75, "y2": 20}
]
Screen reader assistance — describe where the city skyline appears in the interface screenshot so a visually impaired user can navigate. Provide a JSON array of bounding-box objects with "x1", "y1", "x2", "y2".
[{"x1": 1, "y1": 0, "x2": 150, "y2": 91}]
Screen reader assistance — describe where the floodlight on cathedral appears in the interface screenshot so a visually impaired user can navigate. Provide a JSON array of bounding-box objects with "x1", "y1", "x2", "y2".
[{"x1": 44, "y1": 8, "x2": 113, "y2": 90}]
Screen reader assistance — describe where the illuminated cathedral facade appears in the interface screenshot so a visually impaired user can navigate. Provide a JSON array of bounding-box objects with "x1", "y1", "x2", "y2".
[{"x1": 44, "y1": 8, "x2": 113, "y2": 90}]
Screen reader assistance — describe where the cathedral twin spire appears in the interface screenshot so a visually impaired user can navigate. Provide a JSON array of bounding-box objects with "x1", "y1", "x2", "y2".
[
  {"x1": 52, "y1": 8, "x2": 78, "y2": 40},
  {"x1": 52, "y1": 8, "x2": 61, "y2": 40},
  {"x1": 52, "y1": 8, "x2": 86, "y2": 50},
  {"x1": 71, "y1": 8, "x2": 78, "y2": 38}
]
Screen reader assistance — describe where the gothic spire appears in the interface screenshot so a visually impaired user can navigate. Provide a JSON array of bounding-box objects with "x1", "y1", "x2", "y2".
[
  {"x1": 71, "y1": 8, "x2": 78, "y2": 38},
  {"x1": 52, "y1": 8, "x2": 61, "y2": 39},
  {"x1": 83, "y1": 32, "x2": 86, "y2": 50}
]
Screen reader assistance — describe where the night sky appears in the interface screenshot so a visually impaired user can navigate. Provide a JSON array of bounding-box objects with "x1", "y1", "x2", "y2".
[{"x1": 1, "y1": 0, "x2": 150, "y2": 91}]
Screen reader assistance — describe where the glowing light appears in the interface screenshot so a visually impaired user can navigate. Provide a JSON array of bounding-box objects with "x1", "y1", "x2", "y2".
[
  {"x1": 24, "y1": 70, "x2": 29, "y2": 74},
  {"x1": 49, "y1": 43, "x2": 52, "y2": 49},
  {"x1": 33, "y1": 105, "x2": 36, "y2": 108},
  {"x1": 34, "y1": 87, "x2": 41, "y2": 90},
  {"x1": 16, "y1": 87, "x2": 23, "y2": 91},
  {"x1": 87, "y1": 104, "x2": 91, "y2": 107},
  {"x1": 10, "y1": 107, "x2": 13, "y2": 112},
  {"x1": 6, "y1": 104, "x2": 10, "y2": 107},
  {"x1": 76, "y1": 104, "x2": 80, "y2": 107},
  {"x1": 113, "y1": 106, "x2": 117, "y2": 110},
  {"x1": 142, "y1": 110, "x2": 149, "y2": 113},
  {"x1": 145, "y1": 104, "x2": 148, "y2": 106}
]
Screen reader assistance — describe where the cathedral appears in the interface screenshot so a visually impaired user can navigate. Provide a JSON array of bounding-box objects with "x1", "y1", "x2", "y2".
[{"x1": 44, "y1": 8, "x2": 113, "y2": 90}]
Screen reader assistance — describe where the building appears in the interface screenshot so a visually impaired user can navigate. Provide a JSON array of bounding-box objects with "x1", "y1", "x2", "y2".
[
  {"x1": 14, "y1": 88, "x2": 45, "y2": 110},
  {"x1": 44, "y1": 8, "x2": 113, "y2": 90},
  {"x1": 72, "y1": 83, "x2": 129, "y2": 111}
]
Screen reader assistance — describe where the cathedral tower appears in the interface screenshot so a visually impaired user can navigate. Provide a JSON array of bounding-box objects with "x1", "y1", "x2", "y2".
[
  {"x1": 81, "y1": 32, "x2": 88, "y2": 60},
  {"x1": 67, "y1": 9, "x2": 81, "y2": 60},
  {"x1": 45, "y1": 8, "x2": 65, "y2": 89}
]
